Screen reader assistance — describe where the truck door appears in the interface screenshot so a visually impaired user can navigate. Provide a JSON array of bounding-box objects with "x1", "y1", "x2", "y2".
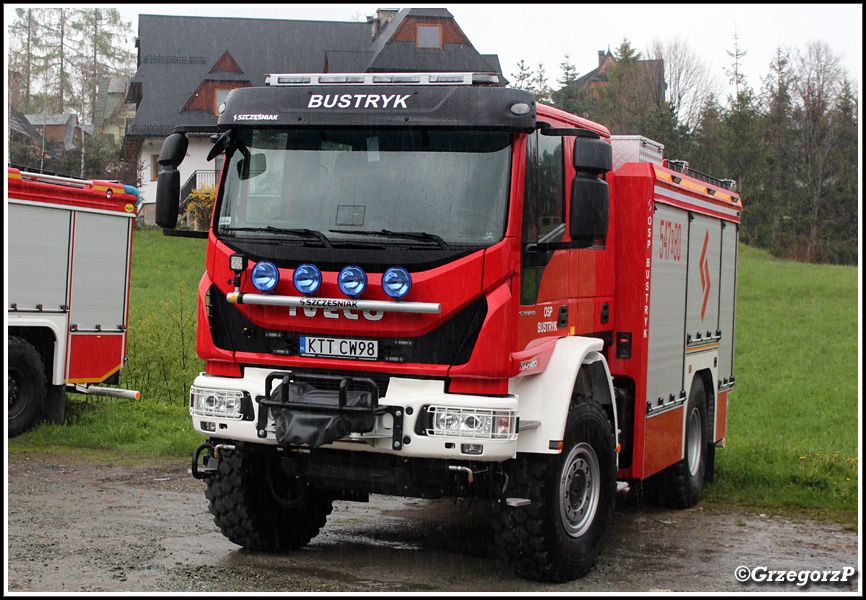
[{"x1": 519, "y1": 130, "x2": 568, "y2": 346}]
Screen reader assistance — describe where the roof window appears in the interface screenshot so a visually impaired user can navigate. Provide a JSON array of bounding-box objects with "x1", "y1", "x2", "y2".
[{"x1": 416, "y1": 24, "x2": 441, "y2": 50}]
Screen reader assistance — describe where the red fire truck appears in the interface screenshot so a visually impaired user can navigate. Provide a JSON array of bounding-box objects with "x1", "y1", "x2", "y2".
[
  {"x1": 7, "y1": 166, "x2": 141, "y2": 437},
  {"x1": 156, "y1": 72, "x2": 741, "y2": 582}
]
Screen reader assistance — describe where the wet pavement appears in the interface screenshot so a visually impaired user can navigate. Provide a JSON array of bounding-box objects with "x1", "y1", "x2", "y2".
[{"x1": 5, "y1": 451, "x2": 860, "y2": 593}]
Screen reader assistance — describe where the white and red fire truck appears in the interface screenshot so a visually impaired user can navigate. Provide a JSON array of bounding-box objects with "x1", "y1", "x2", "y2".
[
  {"x1": 155, "y1": 72, "x2": 741, "y2": 582},
  {"x1": 7, "y1": 166, "x2": 141, "y2": 437}
]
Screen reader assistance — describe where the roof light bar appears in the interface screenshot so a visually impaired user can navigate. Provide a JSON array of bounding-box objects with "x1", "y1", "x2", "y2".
[{"x1": 266, "y1": 72, "x2": 501, "y2": 87}]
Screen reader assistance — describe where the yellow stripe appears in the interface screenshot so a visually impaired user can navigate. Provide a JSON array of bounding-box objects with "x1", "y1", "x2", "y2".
[
  {"x1": 68, "y1": 364, "x2": 122, "y2": 384},
  {"x1": 655, "y1": 169, "x2": 741, "y2": 207},
  {"x1": 686, "y1": 342, "x2": 720, "y2": 353}
]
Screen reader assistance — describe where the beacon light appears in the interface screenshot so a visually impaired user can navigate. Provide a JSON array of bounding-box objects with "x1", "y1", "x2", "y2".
[
  {"x1": 382, "y1": 267, "x2": 412, "y2": 299},
  {"x1": 251, "y1": 261, "x2": 279, "y2": 292},
  {"x1": 292, "y1": 263, "x2": 322, "y2": 295},
  {"x1": 338, "y1": 266, "x2": 367, "y2": 297}
]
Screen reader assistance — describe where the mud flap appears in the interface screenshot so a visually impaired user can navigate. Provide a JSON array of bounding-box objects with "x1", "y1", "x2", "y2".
[{"x1": 258, "y1": 373, "x2": 379, "y2": 449}]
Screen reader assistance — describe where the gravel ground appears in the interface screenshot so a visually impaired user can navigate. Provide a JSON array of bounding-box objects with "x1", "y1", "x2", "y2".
[{"x1": 5, "y1": 451, "x2": 860, "y2": 594}]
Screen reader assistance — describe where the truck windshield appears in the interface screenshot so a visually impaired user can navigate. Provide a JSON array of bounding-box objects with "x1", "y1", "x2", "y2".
[{"x1": 216, "y1": 128, "x2": 512, "y2": 248}]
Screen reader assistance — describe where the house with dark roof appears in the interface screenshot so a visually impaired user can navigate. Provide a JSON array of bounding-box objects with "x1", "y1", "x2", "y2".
[
  {"x1": 9, "y1": 111, "x2": 43, "y2": 146},
  {"x1": 92, "y1": 77, "x2": 135, "y2": 142},
  {"x1": 24, "y1": 113, "x2": 86, "y2": 159},
  {"x1": 124, "y1": 8, "x2": 504, "y2": 218},
  {"x1": 574, "y1": 49, "x2": 665, "y2": 99}
]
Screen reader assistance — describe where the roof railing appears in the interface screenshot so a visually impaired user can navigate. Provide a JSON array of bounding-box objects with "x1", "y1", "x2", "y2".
[{"x1": 265, "y1": 72, "x2": 501, "y2": 87}]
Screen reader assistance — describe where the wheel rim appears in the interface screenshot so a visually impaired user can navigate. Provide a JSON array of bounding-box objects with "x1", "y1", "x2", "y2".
[
  {"x1": 8, "y1": 368, "x2": 25, "y2": 419},
  {"x1": 559, "y1": 442, "x2": 600, "y2": 537},
  {"x1": 686, "y1": 406, "x2": 703, "y2": 477}
]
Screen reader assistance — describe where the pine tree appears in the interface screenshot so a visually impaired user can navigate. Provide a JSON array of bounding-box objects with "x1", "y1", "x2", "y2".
[
  {"x1": 510, "y1": 59, "x2": 534, "y2": 92},
  {"x1": 9, "y1": 8, "x2": 51, "y2": 110},
  {"x1": 40, "y1": 8, "x2": 79, "y2": 114},
  {"x1": 72, "y1": 8, "x2": 136, "y2": 123},
  {"x1": 557, "y1": 54, "x2": 578, "y2": 88},
  {"x1": 530, "y1": 62, "x2": 553, "y2": 103},
  {"x1": 760, "y1": 46, "x2": 795, "y2": 253}
]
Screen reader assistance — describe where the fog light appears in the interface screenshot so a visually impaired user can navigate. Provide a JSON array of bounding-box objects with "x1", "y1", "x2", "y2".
[{"x1": 461, "y1": 443, "x2": 484, "y2": 455}]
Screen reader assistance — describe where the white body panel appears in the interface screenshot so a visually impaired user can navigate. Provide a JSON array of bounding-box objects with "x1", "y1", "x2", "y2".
[
  {"x1": 68, "y1": 212, "x2": 132, "y2": 332},
  {"x1": 7, "y1": 203, "x2": 72, "y2": 312},
  {"x1": 510, "y1": 336, "x2": 617, "y2": 455},
  {"x1": 191, "y1": 369, "x2": 520, "y2": 462}
]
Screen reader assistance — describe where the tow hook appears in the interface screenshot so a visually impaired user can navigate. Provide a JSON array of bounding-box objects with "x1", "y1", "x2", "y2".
[
  {"x1": 190, "y1": 443, "x2": 235, "y2": 480},
  {"x1": 448, "y1": 465, "x2": 475, "y2": 484}
]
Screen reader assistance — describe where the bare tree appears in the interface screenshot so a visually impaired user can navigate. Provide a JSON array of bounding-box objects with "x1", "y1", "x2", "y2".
[
  {"x1": 649, "y1": 36, "x2": 723, "y2": 133},
  {"x1": 789, "y1": 40, "x2": 844, "y2": 262}
]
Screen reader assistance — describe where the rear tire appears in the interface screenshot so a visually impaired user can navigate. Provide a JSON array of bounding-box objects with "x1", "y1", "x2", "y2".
[
  {"x1": 8, "y1": 336, "x2": 47, "y2": 437},
  {"x1": 493, "y1": 399, "x2": 616, "y2": 582},
  {"x1": 648, "y1": 376, "x2": 710, "y2": 509},
  {"x1": 205, "y1": 442, "x2": 333, "y2": 551}
]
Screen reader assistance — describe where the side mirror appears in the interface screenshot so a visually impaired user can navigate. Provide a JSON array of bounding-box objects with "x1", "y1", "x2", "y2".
[
  {"x1": 570, "y1": 176, "x2": 609, "y2": 247},
  {"x1": 573, "y1": 136, "x2": 612, "y2": 174},
  {"x1": 158, "y1": 132, "x2": 188, "y2": 169},
  {"x1": 154, "y1": 133, "x2": 188, "y2": 230},
  {"x1": 155, "y1": 168, "x2": 181, "y2": 228}
]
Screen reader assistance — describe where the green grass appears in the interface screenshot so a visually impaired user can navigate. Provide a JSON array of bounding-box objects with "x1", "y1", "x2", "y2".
[
  {"x1": 703, "y1": 245, "x2": 859, "y2": 524},
  {"x1": 8, "y1": 235, "x2": 860, "y2": 523}
]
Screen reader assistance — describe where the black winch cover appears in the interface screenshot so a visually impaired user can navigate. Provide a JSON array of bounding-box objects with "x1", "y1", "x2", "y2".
[{"x1": 270, "y1": 381, "x2": 375, "y2": 448}]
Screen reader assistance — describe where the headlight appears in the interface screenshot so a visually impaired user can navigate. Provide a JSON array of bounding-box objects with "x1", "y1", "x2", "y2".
[
  {"x1": 251, "y1": 261, "x2": 279, "y2": 292},
  {"x1": 293, "y1": 263, "x2": 322, "y2": 295},
  {"x1": 190, "y1": 387, "x2": 244, "y2": 420},
  {"x1": 382, "y1": 267, "x2": 412, "y2": 299},
  {"x1": 338, "y1": 265, "x2": 367, "y2": 297},
  {"x1": 426, "y1": 406, "x2": 518, "y2": 440}
]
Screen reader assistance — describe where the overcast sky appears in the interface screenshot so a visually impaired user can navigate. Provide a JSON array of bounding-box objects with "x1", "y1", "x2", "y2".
[
  {"x1": 106, "y1": 3, "x2": 861, "y2": 96},
  {"x1": 5, "y1": 3, "x2": 863, "y2": 99}
]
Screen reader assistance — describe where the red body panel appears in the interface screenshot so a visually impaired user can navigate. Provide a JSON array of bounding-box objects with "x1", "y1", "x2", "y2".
[
  {"x1": 66, "y1": 334, "x2": 125, "y2": 383},
  {"x1": 610, "y1": 162, "x2": 740, "y2": 479}
]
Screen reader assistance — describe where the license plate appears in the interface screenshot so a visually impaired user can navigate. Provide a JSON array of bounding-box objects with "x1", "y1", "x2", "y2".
[{"x1": 300, "y1": 336, "x2": 378, "y2": 360}]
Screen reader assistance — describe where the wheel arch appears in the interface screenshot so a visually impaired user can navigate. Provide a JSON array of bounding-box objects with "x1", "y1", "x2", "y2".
[
  {"x1": 9, "y1": 319, "x2": 66, "y2": 386},
  {"x1": 686, "y1": 367, "x2": 716, "y2": 447},
  {"x1": 511, "y1": 336, "x2": 618, "y2": 458}
]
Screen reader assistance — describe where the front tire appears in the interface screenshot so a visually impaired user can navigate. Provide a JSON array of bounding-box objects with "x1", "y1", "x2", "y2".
[
  {"x1": 494, "y1": 399, "x2": 616, "y2": 582},
  {"x1": 8, "y1": 336, "x2": 47, "y2": 437},
  {"x1": 205, "y1": 442, "x2": 333, "y2": 551}
]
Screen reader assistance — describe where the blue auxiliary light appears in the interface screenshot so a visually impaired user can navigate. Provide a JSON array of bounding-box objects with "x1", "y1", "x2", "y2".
[
  {"x1": 338, "y1": 266, "x2": 367, "y2": 297},
  {"x1": 251, "y1": 261, "x2": 280, "y2": 292},
  {"x1": 293, "y1": 263, "x2": 322, "y2": 295},
  {"x1": 382, "y1": 267, "x2": 412, "y2": 299}
]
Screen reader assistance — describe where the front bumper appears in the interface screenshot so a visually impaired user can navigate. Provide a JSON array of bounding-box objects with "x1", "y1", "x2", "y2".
[{"x1": 189, "y1": 367, "x2": 519, "y2": 461}]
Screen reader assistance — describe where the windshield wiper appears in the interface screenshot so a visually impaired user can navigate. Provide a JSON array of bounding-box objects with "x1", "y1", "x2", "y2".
[
  {"x1": 329, "y1": 228, "x2": 450, "y2": 250},
  {"x1": 222, "y1": 226, "x2": 333, "y2": 248}
]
